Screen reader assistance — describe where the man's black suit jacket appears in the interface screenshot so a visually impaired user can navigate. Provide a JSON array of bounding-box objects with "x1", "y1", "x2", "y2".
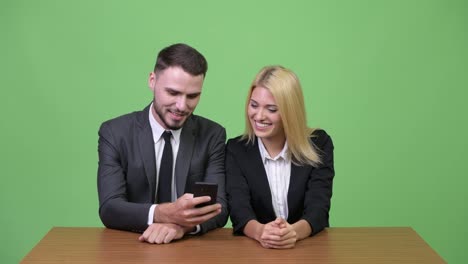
[
  {"x1": 226, "y1": 129, "x2": 334, "y2": 235},
  {"x1": 97, "y1": 104, "x2": 228, "y2": 233}
]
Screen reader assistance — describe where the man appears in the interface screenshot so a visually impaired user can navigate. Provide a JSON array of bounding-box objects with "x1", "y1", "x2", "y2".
[{"x1": 97, "y1": 43, "x2": 228, "y2": 244}]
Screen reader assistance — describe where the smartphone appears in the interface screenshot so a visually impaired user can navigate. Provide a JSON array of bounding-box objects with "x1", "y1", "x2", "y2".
[{"x1": 192, "y1": 182, "x2": 218, "y2": 208}]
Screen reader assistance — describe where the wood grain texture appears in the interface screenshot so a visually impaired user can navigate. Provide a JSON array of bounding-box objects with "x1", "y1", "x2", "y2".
[{"x1": 21, "y1": 227, "x2": 446, "y2": 263}]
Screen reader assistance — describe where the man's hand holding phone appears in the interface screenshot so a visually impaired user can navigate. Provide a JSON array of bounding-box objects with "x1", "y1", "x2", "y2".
[{"x1": 153, "y1": 182, "x2": 221, "y2": 227}]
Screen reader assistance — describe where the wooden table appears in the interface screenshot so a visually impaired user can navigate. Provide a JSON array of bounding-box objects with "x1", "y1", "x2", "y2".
[{"x1": 21, "y1": 227, "x2": 445, "y2": 263}]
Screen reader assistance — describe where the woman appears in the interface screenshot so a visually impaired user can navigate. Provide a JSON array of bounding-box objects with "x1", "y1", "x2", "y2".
[{"x1": 226, "y1": 65, "x2": 335, "y2": 249}]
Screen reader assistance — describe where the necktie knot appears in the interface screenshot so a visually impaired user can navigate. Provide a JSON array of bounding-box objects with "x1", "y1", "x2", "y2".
[{"x1": 162, "y1": 131, "x2": 172, "y2": 143}]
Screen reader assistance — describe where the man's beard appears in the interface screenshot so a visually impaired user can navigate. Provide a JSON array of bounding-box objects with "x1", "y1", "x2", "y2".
[{"x1": 153, "y1": 103, "x2": 188, "y2": 130}]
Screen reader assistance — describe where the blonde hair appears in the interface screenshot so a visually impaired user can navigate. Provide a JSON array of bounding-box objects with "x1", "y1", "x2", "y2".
[{"x1": 242, "y1": 66, "x2": 321, "y2": 166}]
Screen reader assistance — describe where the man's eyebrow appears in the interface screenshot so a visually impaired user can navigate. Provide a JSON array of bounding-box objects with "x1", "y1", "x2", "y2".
[
  {"x1": 164, "y1": 87, "x2": 179, "y2": 92},
  {"x1": 188, "y1": 92, "x2": 201, "y2": 96}
]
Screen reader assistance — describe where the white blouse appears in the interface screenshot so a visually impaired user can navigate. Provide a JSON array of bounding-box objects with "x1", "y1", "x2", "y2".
[{"x1": 258, "y1": 138, "x2": 291, "y2": 219}]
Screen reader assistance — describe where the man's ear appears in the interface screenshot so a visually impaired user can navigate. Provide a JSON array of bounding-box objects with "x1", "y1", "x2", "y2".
[{"x1": 148, "y1": 72, "x2": 157, "y2": 92}]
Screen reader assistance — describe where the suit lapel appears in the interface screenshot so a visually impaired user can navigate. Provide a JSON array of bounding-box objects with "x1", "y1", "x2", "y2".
[
  {"x1": 137, "y1": 105, "x2": 157, "y2": 202},
  {"x1": 288, "y1": 164, "x2": 310, "y2": 210},
  {"x1": 175, "y1": 116, "x2": 196, "y2": 197}
]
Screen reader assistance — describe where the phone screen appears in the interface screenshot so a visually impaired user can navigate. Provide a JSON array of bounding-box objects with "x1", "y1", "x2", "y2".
[{"x1": 193, "y1": 182, "x2": 218, "y2": 208}]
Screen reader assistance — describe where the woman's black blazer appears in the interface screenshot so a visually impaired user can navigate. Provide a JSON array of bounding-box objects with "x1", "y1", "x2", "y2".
[{"x1": 226, "y1": 129, "x2": 335, "y2": 236}]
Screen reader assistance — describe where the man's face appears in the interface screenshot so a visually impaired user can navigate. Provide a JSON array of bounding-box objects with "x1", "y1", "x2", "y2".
[{"x1": 148, "y1": 66, "x2": 204, "y2": 130}]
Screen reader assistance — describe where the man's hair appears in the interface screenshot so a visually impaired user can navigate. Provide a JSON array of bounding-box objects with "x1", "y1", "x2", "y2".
[{"x1": 154, "y1": 43, "x2": 208, "y2": 77}]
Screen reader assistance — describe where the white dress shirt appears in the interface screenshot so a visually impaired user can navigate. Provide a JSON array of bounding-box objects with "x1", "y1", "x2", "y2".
[
  {"x1": 147, "y1": 104, "x2": 181, "y2": 224},
  {"x1": 258, "y1": 138, "x2": 291, "y2": 219},
  {"x1": 146, "y1": 105, "x2": 200, "y2": 234}
]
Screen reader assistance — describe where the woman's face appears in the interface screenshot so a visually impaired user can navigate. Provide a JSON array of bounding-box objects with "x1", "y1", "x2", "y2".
[{"x1": 248, "y1": 86, "x2": 285, "y2": 143}]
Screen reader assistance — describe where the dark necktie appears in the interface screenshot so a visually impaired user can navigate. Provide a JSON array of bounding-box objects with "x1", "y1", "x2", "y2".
[{"x1": 157, "y1": 131, "x2": 173, "y2": 203}]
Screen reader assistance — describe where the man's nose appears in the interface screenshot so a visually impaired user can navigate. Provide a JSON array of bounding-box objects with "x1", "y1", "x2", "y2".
[{"x1": 175, "y1": 96, "x2": 187, "y2": 111}]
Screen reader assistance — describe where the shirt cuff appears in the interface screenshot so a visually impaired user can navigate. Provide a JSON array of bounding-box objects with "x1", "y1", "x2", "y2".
[
  {"x1": 188, "y1": 225, "x2": 201, "y2": 235},
  {"x1": 147, "y1": 204, "x2": 157, "y2": 225}
]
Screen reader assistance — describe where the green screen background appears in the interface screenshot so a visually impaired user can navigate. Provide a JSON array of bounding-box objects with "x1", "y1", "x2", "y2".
[{"x1": 1, "y1": 0, "x2": 467, "y2": 263}]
